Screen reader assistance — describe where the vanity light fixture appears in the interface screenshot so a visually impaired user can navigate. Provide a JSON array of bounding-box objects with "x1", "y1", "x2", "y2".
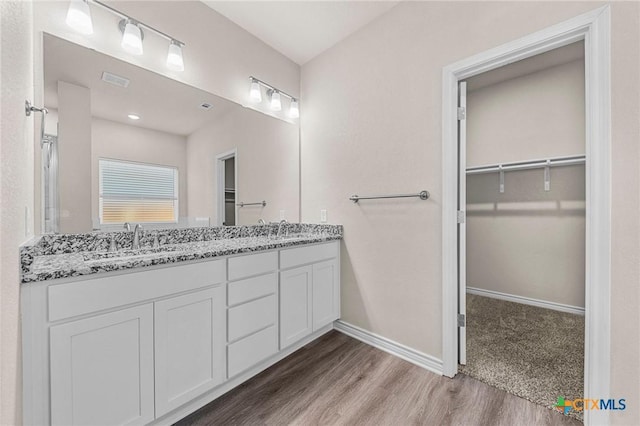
[
  {"x1": 65, "y1": 0, "x2": 186, "y2": 71},
  {"x1": 120, "y1": 19, "x2": 144, "y2": 56},
  {"x1": 127, "y1": 114, "x2": 140, "y2": 120},
  {"x1": 166, "y1": 40, "x2": 185, "y2": 72},
  {"x1": 289, "y1": 98, "x2": 299, "y2": 118},
  {"x1": 269, "y1": 90, "x2": 282, "y2": 111},
  {"x1": 65, "y1": 0, "x2": 93, "y2": 35},
  {"x1": 249, "y1": 78, "x2": 262, "y2": 103},
  {"x1": 248, "y1": 76, "x2": 299, "y2": 118}
]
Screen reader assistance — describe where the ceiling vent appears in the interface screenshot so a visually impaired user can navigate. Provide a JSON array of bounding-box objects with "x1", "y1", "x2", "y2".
[
  {"x1": 101, "y1": 71, "x2": 130, "y2": 88},
  {"x1": 199, "y1": 102, "x2": 213, "y2": 110}
]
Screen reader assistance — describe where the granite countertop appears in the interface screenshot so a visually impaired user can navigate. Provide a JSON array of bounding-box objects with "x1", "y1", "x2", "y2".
[{"x1": 21, "y1": 224, "x2": 342, "y2": 284}]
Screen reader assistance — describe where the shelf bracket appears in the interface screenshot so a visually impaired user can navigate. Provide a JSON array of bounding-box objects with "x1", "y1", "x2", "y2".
[{"x1": 544, "y1": 159, "x2": 551, "y2": 192}]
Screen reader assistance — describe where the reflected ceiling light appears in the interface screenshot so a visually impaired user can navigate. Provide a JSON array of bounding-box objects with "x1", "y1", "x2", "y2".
[
  {"x1": 66, "y1": 0, "x2": 93, "y2": 35},
  {"x1": 127, "y1": 114, "x2": 140, "y2": 120},
  {"x1": 166, "y1": 40, "x2": 185, "y2": 72},
  {"x1": 120, "y1": 19, "x2": 144, "y2": 56},
  {"x1": 289, "y1": 99, "x2": 299, "y2": 118},
  {"x1": 269, "y1": 90, "x2": 282, "y2": 111},
  {"x1": 249, "y1": 78, "x2": 262, "y2": 103}
]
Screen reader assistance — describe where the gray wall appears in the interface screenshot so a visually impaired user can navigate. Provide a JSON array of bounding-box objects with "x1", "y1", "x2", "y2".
[
  {"x1": 187, "y1": 106, "x2": 299, "y2": 225},
  {"x1": 299, "y1": 4, "x2": 640, "y2": 422},
  {"x1": 466, "y1": 59, "x2": 585, "y2": 308},
  {"x1": 1, "y1": 2, "x2": 34, "y2": 423},
  {"x1": 57, "y1": 81, "x2": 92, "y2": 233}
]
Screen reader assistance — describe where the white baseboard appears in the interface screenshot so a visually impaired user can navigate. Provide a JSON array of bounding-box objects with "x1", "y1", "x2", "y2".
[
  {"x1": 466, "y1": 287, "x2": 585, "y2": 315},
  {"x1": 334, "y1": 320, "x2": 443, "y2": 375}
]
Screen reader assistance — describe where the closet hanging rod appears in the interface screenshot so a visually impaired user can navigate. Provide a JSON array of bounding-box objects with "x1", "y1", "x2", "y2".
[{"x1": 466, "y1": 155, "x2": 585, "y2": 175}]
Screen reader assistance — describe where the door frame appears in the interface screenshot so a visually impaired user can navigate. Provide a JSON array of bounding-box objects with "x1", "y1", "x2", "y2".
[
  {"x1": 441, "y1": 6, "x2": 611, "y2": 426},
  {"x1": 215, "y1": 148, "x2": 237, "y2": 226}
]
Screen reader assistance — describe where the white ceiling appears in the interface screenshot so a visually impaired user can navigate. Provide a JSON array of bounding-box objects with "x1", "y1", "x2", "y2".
[
  {"x1": 202, "y1": 1, "x2": 401, "y2": 65},
  {"x1": 44, "y1": 34, "x2": 236, "y2": 136}
]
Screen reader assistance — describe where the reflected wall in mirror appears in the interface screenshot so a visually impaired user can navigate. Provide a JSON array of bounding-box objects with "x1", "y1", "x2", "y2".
[{"x1": 42, "y1": 33, "x2": 299, "y2": 234}]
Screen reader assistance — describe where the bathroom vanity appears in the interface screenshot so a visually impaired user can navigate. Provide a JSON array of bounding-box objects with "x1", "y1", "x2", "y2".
[
  {"x1": 21, "y1": 225, "x2": 342, "y2": 425},
  {"x1": 23, "y1": 29, "x2": 330, "y2": 425}
]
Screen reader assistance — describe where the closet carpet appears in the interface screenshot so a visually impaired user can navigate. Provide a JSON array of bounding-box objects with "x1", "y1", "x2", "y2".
[{"x1": 459, "y1": 294, "x2": 584, "y2": 421}]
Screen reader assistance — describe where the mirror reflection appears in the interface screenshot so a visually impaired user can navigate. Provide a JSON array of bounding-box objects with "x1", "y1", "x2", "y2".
[{"x1": 42, "y1": 33, "x2": 299, "y2": 234}]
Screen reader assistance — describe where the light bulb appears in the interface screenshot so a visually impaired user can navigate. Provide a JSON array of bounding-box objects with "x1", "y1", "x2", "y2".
[
  {"x1": 66, "y1": 0, "x2": 93, "y2": 35},
  {"x1": 166, "y1": 40, "x2": 184, "y2": 71},
  {"x1": 270, "y1": 90, "x2": 281, "y2": 111},
  {"x1": 121, "y1": 20, "x2": 143, "y2": 56},
  {"x1": 249, "y1": 79, "x2": 262, "y2": 103},
  {"x1": 289, "y1": 98, "x2": 299, "y2": 118}
]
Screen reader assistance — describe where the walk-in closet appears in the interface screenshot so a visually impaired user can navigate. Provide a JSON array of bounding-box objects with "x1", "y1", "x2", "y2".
[{"x1": 458, "y1": 41, "x2": 586, "y2": 421}]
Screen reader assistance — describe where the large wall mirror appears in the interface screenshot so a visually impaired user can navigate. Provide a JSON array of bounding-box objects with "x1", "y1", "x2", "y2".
[{"x1": 41, "y1": 33, "x2": 300, "y2": 234}]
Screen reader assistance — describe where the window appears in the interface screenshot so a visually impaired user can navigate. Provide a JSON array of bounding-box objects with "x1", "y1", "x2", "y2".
[{"x1": 99, "y1": 159, "x2": 178, "y2": 224}]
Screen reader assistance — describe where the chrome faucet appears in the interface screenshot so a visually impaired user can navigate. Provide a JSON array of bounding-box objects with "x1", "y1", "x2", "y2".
[
  {"x1": 257, "y1": 218, "x2": 266, "y2": 225},
  {"x1": 276, "y1": 220, "x2": 288, "y2": 238},
  {"x1": 108, "y1": 234, "x2": 118, "y2": 252},
  {"x1": 123, "y1": 222, "x2": 131, "y2": 231},
  {"x1": 132, "y1": 224, "x2": 144, "y2": 249}
]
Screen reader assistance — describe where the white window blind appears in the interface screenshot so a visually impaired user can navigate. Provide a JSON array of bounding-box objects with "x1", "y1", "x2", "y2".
[{"x1": 99, "y1": 159, "x2": 178, "y2": 224}]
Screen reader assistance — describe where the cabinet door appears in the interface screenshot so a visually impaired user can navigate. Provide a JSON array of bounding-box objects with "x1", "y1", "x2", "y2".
[
  {"x1": 50, "y1": 304, "x2": 154, "y2": 426},
  {"x1": 154, "y1": 286, "x2": 226, "y2": 417},
  {"x1": 279, "y1": 265, "x2": 313, "y2": 349},
  {"x1": 312, "y1": 259, "x2": 340, "y2": 331}
]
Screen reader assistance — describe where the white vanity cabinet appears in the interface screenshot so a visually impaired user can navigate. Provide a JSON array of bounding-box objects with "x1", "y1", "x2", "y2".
[
  {"x1": 280, "y1": 242, "x2": 341, "y2": 349},
  {"x1": 49, "y1": 304, "x2": 155, "y2": 426},
  {"x1": 22, "y1": 240, "x2": 340, "y2": 426},
  {"x1": 279, "y1": 265, "x2": 313, "y2": 348},
  {"x1": 227, "y1": 252, "x2": 279, "y2": 378},
  {"x1": 312, "y1": 259, "x2": 340, "y2": 331},
  {"x1": 154, "y1": 287, "x2": 227, "y2": 417},
  {"x1": 49, "y1": 286, "x2": 228, "y2": 425}
]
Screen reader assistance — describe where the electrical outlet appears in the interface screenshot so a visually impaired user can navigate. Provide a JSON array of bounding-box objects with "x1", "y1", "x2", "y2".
[
  {"x1": 279, "y1": 210, "x2": 285, "y2": 220},
  {"x1": 320, "y1": 209, "x2": 327, "y2": 223}
]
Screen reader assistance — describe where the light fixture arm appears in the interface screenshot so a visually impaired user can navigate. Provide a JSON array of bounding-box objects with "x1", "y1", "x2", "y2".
[{"x1": 91, "y1": 0, "x2": 185, "y2": 46}]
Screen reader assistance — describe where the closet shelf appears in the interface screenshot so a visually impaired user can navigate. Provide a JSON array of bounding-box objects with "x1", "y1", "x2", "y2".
[
  {"x1": 466, "y1": 154, "x2": 585, "y2": 193},
  {"x1": 466, "y1": 154, "x2": 585, "y2": 175}
]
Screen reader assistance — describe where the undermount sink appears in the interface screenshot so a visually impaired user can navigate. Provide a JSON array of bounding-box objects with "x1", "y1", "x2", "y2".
[
  {"x1": 270, "y1": 233, "x2": 322, "y2": 240},
  {"x1": 83, "y1": 251, "x2": 171, "y2": 266},
  {"x1": 82, "y1": 245, "x2": 185, "y2": 265},
  {"x1": 79, "y1": 233, "x2": 327, "y2": 267}
]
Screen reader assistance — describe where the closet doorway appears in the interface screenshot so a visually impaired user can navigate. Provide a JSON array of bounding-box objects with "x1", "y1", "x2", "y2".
[
  {"x1": 442, "y1": 7, "x2": 611, "y2": 426},
  {"x1": 459, "y1": 42, "x2": 586, "y2": 420},
  {"x1": 216, "y1": 149, "x2": 237, "y2": 226}
]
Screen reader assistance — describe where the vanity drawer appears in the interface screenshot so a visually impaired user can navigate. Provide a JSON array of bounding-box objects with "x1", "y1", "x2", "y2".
[
  {"x1": 228, "y1": 273, "x2": 277, "y2": 306},
  {"x1": 227, "y1": 325, "x2": 278, "y2": 378},
  {"x1": 48, "y1": 260, "x2": 225, "y2": 322},
  {"x1": 228, "y1": 251, "x2": 278, "y2": 281},
  {"x1": 228, "y1": 294, "x2": 277, "y2": 342},
  {"x1": 280, "y1": 241, "x2": 339, "y2": 270}
]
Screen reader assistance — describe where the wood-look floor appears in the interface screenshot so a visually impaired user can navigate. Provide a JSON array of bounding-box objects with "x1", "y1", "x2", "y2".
[{"x1": 175, "y1": 331, "x2": 581, "y2": 426}]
